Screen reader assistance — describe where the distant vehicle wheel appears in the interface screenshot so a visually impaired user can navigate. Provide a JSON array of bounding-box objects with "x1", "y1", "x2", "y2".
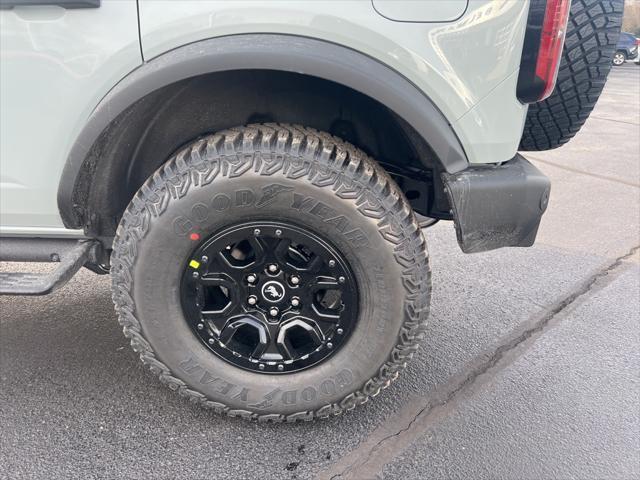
[
  {"x1": 520, "y1": 0, "x2": 624, "y2": 151},
  {"x1": 110, "y1": 124, "x2": 430, "y2": 421},
  {"x1": 612, "y1": 51, "x2": 626, "y2": 66}
]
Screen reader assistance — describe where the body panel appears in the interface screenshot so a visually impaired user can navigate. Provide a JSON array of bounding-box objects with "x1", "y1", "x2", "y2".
[
  {"x1": 138, "y1": 0, "x2": 529, "y2": 160},
  {"x1": 371, "y1": 0, "x2": 468, "y2": 22},
  {"x1": 0, "y1": 0, "x2": 530, "y2": 235},
  {"x1": 0, "y1": 0, "x2": 141, "y2": 230}
]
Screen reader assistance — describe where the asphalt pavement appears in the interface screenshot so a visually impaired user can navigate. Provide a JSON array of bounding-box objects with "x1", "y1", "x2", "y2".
[{"x1": 1, "y1": 65, "x2": 639, "y2": 480}]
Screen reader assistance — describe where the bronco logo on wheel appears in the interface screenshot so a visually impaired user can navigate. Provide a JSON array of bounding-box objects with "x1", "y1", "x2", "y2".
[{"x1": 261, "y1": 281, "x2": 285, "y2": 302}]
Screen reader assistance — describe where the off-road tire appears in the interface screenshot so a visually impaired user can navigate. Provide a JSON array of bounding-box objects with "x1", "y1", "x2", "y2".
[
  {"x1": 520, "y1": 0, "x2": 624, "y2": 151},
  {"x1": 110, "y1": 124, "x2": 431, "y2": 421}
]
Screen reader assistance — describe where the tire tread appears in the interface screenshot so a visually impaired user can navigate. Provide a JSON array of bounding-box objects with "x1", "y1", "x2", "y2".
[{"x1": 520, "y1": 0, "x2": 624, "y2": 151}]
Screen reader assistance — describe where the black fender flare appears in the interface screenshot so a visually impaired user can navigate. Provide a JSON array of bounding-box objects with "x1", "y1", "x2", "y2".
[{"x1": 57, "y1": 34, "x2": 468, "y2": 228}]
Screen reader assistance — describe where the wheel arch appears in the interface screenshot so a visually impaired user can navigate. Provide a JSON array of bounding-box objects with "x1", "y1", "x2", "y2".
[{"x1": 57, "y1": 34, "x2": 468, "y2": 234}]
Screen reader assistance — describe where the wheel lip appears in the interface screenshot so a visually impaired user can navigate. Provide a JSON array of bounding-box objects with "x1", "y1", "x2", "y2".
[{"x1": 180, "y1": 220, "x2": 360, "y2": 375}]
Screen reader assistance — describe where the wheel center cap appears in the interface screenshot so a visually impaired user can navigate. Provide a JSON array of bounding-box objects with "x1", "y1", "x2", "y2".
[{"x1": 261, "y1": 280, "x2": 286, "y2": 303}]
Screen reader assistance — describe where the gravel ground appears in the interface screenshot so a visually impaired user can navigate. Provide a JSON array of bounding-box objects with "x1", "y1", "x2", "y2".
[{"x1": 1, "y1": 65, "x2": 638, "y2": 480}]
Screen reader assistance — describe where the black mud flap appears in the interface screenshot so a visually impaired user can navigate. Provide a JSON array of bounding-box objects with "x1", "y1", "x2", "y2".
[{"x1": 442, "y1": 155, "x2": 550, "y2": 254}]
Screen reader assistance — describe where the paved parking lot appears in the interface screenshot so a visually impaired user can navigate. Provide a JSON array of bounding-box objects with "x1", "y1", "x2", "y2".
[{"x1": 1, "y1": 65, "x2": 638, "y2": 480}]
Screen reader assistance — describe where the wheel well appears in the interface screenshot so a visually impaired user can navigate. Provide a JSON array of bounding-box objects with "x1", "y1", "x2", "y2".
[{"x1": 76, "y1": 70, "x2": 451, "y2": 237}]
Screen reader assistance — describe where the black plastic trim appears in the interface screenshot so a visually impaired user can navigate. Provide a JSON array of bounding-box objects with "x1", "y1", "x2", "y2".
[
  {"x1": 57, "y1": 34, "x2": 469, "y2": 229},
  {"x1": 517, "y1": 0, "x2": 548, "y2": 103},
  {"x1": 442, "y1": 155, "x2": 551, "y2": 253},
  {"x1": 0, "y1": 237, "x2": 82, "y2": 262},
  {"x1": 0, "y1": 240, "x2": 97, "y2": 296},
  {"x1": 0, "y1": 0, "x2": 99, "y2": 9}
]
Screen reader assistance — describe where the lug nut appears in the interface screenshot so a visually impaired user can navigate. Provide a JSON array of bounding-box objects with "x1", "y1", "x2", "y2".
[
  {"x1": 247, "y1": 274, "x2": 257, "y2": 284},
  {"x1": 269, "y1": 307, "x2": 279, "y2": 317},
  {"x1": 247, "y1": 295, "x2": 257, "y2": 306},
  {"x1": 328, "y1": 259, "x2": 336, "y2": 267},
  {"x1": 290, "y1": 275, "x2": 300, "y2": 285},
  {"x1": 291, "y1": 297, "x2": 300, "y2": 307},
  {"x1": 268, "y1": 264, "x2": 279, "y2": 274}
]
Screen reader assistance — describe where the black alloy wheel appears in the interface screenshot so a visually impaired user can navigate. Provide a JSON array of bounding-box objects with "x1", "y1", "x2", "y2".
[{"x1": 181, "y1": 221, "x2": 358, "y2": 374}]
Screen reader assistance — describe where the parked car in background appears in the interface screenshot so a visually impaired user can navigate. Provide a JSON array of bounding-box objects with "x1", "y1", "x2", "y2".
[{"x1": 613, "y1": 31, "x2": 639, "y2": 65}]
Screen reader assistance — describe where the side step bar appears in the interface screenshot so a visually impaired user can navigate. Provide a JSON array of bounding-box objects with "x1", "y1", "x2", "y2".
[{"x1": 0, "y1": 239, "x2": 97, "y2": 296}]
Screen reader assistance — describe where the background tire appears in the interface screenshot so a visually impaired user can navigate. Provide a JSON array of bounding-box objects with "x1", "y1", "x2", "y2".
[
  {"x1": 612, "y1": 51, "x2": 626, "y2": 66},
  {"x1": 520, "y1": 0, "x2": 624, "y2": 151},
  {"x1": 110, "y1": 124, "x2": 431, "y2": 421}
]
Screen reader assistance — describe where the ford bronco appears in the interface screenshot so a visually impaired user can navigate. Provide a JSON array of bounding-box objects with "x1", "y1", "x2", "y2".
[{"x1": 0, "y1": 0, "x2": 623, "y2": 420}]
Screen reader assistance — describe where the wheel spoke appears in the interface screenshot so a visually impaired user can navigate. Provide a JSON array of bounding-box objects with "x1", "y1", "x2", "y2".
[
  {"x1": 273, "y1": 238, "x2": 292, "y2": 265},
  {"x1": 306, "y1": 275, "x2": 344, "y2": 322},
  {"x1": 309, "y1": 276, "x2": 340, "y2": 290},
  {"x1": 276, "y1": 318, "x2": 324, "y2": 360},
  {"x1": 247, "y1": 236, "x2": 267, "y2": 266},
  {"x1": 218, "y1": 316, "x2": 269, "y2": 360},
  {"x1": 201, "y1": 312, "x2": 228, "y2": 335},
  {"x1": 197, "y1": 273, "x2": 237, "y2": 316},
  {"x1": 306, "y1": 255, "x2": 324, "y2": 273}
]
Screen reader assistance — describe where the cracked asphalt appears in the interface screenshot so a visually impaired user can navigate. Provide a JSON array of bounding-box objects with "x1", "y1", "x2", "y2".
[{"x1": 1, "y1": 65, "x2": 639, "y2": 480}]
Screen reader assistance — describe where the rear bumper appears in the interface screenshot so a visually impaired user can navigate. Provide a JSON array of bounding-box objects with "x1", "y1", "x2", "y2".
[{"x1": 442, "y1": 155, "x2": 550, "y2": 254}]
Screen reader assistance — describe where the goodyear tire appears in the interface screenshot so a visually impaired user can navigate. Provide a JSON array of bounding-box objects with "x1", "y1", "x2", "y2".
[
  {"x1": 520, "y1": 0, "x2": 624, "y2": 151},
  {"x1": 110, "y1": 124, "x2": 430, "y2": 421}
]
